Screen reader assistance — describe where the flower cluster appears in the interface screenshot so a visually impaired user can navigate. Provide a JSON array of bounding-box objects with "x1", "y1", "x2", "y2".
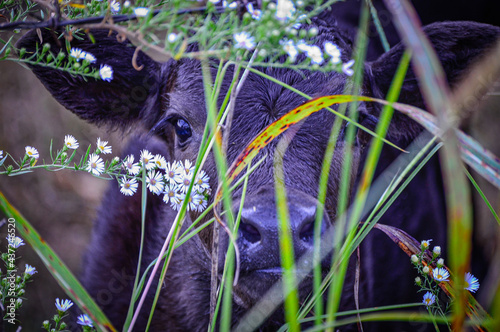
[
  {"x1": 120, "y1": 151, "x2": 211, "y2": 212},
  {"x1": 43, "y1": 298, "x2": 95, "y2": 331},
  {"x1": 411, "y1": 239, "x2": 480, "y2": 321},
  {"x1": 69, "y1": 48, "x2": 113, "y2": 82},
  {"x1": 0, "y1": 234, "x2": 37, "y2": 319},
  {"x1": 1, "y1": 135, "x2": 212, "y2": 214},
  {"x1": 223, "y1": 0, "x2": 356, "y2": 75}
]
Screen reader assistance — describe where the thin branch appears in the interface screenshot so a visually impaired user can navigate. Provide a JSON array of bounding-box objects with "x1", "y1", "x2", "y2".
[{"x1": 0, "y1": 6, "x2": 226, "y2": 31}]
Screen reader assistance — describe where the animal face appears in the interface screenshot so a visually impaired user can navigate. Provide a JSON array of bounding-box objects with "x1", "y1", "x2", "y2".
[{"x1": 17, "y1": 6, "x2": 500, "y2": 330}]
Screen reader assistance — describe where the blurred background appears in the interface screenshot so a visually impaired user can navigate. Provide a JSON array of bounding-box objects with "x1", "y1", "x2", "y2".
[{"x1": 0, "y1": 59, "x2": 129, "y2": 329}]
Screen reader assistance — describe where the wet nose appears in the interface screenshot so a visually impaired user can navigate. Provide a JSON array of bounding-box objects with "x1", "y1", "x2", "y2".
[{"x1": 235, "y1": 188, "x2": 330, "y2": 259}]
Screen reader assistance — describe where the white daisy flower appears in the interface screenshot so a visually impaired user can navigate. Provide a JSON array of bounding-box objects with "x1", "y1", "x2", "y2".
[
  {"x1": 96, "y1": 138, "x2": 112, "y2": 154},
  {"x1": 110, "y1": 0, "x2": 120, "y2": 13},
  {"x1": 86, "y1": 153, "x2": 105, "y2": 176},
  {"x1": 55, "y1": 298, "x2": 74, "y2": 312},
  {"x1": 276, "y1": 0, "x2": 296, "y2": 21},
  {"x1": 76, "y1": 314, "x2": 93, "y2": 327},
  {"x1": 165, "y1": 161, "x2": 183, "y2": 184},
  {"x1": 180, "y1": 159, "x2": 194, "y2": 176},
  {"x1": 69, "y1": 48, "x2": 86, "y2": 61},
  {"x1": 422, "y1": 292, "x2": 435, "y2": 306},
  {"x1": 167, "y1": 33, "x2": 178, "y2": 43},
  {"x1": 234, "y1": 31, "x2": 256, "y2": 50},
  {"x1": 296, "y1": 39, "x2": 309, "y2": 52},
  {"x1": 246, "y1": 3, "x2": 262, "y2": 20},
  {"x1": 437, "y1": 258, "x2": 444, "y2": 267},
  {"x1": 179, "y1": 172, "x2": 194, "y2": 193},
  {"x1": 154, "y1": 154, "x2": 167, "y2": 169},
  {"x1": 342, "y1": 59, "x2": 355, "y2": 76},
  {"x1": 146, "y1": 170, "x2": 164, "y2": 195},
  {"x1": 24, "y1": 264, "x2": 37, "y2": 276},
  {"x1": 324, "y1": 41, "x2": 341, "y2": 64},
  {"x1": 433, "y1": 267, "x2": 450, "y2": 282},
  {"x1": 134, "y1": 7, "x2": 150, "y2": 17},
  {"x1": 187, "y1": 192, "x2": 204, "y2": 211},
  {"x1": 99, "y1": 64, "x2": 113, "y2": 82},
  {"x1": 123, "y1": 155, "x2": 141, "y2": 175},
  {"x1": 64, "y1": 135, "x2": 79, "y2": 149},
  {"x1": 222, "y1": 1, "x2": 237, "y2": 9},
  {"x1": 163, "y1": 182, "x2": 179, "y2": 204},
  {"x1": 194, "y1": 170, "x2": 210, "y2": 191},
  {"x1": 124, "y1": 1, "x2": 130, "y2": 8},
  {"x1": 170, "y1": 192, "x2": 185, "y2": 211},
  {"x1": 0, "y1": 150, "x2": 3, "y2": 159},
  {"x1": 196, "y1": 198, "x2": 208, "y2": 212},
  {"x1": 192, "y1": 192, "x2": 208, "y2": 212},
  {"x1": 281, "y1": 39, "x2": 298, "y2": 62},
  {"x1": 305, "y1": 45, "x2": 323, "y2": 65},
  {"x1": 464, "y1": 272, "x2": 480, "y2": 293},
  {"x1": 433, "y1": 246, "x2": 441, "y2": 256},
  {"x1": 7, "y1": 236, "x2": 25, "y2": 249},
  {"x1": 120, "y1": 176, "x2": 138, "y2": 196},
  {"x1": 421, "y1": 239, "x2": 432, "y2": 250},
  {"x1": 140, "y1": 150, "x2": 155, "y2": 170},
  {"x1": 25, "y1": 146, "x2": 39, "y2": 159},
  {"x1": 83, "y1": 52, "x2": 96, "y2": 63}
]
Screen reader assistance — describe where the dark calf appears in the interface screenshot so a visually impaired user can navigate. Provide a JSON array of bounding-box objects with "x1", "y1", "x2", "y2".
[{"x1": 18, "y1": 7, "x2": 500, "y2": 331}]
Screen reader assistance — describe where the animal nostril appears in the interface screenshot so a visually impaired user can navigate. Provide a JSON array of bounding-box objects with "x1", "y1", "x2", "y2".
[
  {"x1": 299, "y1": 219, "x2": 317, "y2": 243},
  {"x1": 239, "y1": 222, "x2": 262, "y2": 244}
]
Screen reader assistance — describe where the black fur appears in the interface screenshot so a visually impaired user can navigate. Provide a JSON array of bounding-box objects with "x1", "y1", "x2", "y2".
[{"x1": 18, "y1": 8, "x2": 500, "y2": 331}]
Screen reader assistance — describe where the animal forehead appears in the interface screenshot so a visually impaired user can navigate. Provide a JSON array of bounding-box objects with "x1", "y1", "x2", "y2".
[
  {"x1": 165, "y1": 61, "x2": 346, "y2": 130},
  {"x1": 233, "y1": 67, "x2": 344, "y2": 115}
]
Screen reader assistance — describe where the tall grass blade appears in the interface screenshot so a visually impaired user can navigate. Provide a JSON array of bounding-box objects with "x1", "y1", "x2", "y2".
[
  {"x1": 0, "y1": 191, "x2": 116, "y2": 332},
  {"x1": 382, "y1": 1, "x2": 475, "y2": 326},
  {"x1": 326, "y1": 4, "x2": 370, "y2": 330},
  {"x1": 274, "y1": 131, "x2": 301, "y2": 332}
]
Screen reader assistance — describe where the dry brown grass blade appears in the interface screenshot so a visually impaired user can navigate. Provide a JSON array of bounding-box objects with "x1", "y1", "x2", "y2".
[{"x1": 374, "y1": 223, "x2": 491, "y2": 331}]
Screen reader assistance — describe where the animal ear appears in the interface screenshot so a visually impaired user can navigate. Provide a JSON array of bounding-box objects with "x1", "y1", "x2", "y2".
[
  {"x1": 367, "y1": 21, "x2": 500, "y2": 141},
  {"x1": 17, "y1": 28, "x2": 169, "y2": 128}
]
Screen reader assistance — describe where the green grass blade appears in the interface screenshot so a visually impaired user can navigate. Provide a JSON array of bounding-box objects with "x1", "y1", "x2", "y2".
[
  {"x1": 274, "y1": 134, "x2": 300, "y2": 332},
  {"x1": 325, "y1": 5, "x2": 370, "y2": 330},
  {"x1": 383, "y1": 1, "x2": 474, "y2": 327},
  {"x1": 0, "y1": 191, "x2": 116, "y2": 331},
  {"x1": 463, "y1": 168, "x2": 500, "y2": 225}
]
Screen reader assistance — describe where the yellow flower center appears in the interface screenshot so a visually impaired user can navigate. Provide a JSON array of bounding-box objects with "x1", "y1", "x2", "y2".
[
  {"x1": 150, "y1": 179, "x2": 156, "y2": 185},
  {"x1": 91, "y1": 162, "x2": 97, "y2": 168}
]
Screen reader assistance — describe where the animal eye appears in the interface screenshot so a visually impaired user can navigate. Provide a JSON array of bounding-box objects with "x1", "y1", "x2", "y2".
[{"x1": 173, "y1": 118, "x2": 192, "y2": 143}]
